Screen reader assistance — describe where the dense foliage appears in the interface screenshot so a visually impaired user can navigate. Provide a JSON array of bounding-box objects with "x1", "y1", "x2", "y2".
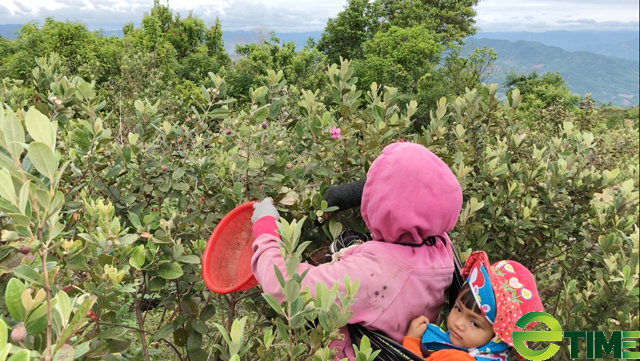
[{"x1": 0, "y1": 1, "x2": 638, "y2": 361}]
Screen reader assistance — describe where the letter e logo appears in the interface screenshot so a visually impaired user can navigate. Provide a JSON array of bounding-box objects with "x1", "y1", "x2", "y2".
[{"x1": 513, "y1": 312, "x2": 563, "y2": 360}]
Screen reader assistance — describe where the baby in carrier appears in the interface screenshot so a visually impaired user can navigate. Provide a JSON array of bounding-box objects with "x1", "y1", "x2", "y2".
[{"x1": 403, "y1": 251, "x2": 544, "y2": 361}]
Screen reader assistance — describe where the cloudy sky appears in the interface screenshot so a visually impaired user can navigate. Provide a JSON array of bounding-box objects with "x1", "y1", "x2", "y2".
[{"x1": 0, "y1": 0, "x2": 638, "y2": 33}]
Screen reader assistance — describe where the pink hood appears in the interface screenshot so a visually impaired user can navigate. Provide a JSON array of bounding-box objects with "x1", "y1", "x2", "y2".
[{"x1": 361, "y1": 142, "x2": 463, "y2": 245}]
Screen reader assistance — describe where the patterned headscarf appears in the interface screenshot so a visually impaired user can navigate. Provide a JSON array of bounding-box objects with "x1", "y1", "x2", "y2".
[
  {"x1": 461, "y1": 252, "x2": 544, "y2": 349},
  {"x1": 421, "y1": 251, "x2": 544, "y2": 360}
]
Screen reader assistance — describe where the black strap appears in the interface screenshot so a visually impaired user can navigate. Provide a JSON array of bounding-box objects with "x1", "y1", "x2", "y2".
[
  {"x1": 348, "y1": 323, "x2": 425, "y2": 361},
  {"x1": 396, "y1": 235, "x2": 446, "y2": 248},
  {"x1": 449, "y1": 242, "x2": 465, "y2": 308}
]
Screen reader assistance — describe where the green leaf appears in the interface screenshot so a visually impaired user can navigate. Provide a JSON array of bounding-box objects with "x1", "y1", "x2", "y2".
[
  {"x1": 55, "y1": 290, "x2": 71, "y2": 328},
  {"x1": 191, "y1": 319, "x2": 208, "y2": 334},
  {"x1": 48, "y1": 224, "x2": 65, "y2": 242},
  {"x1": 187, "y1": 330, "x2": 202, "y2": 351},
  {"x1": 25, "y1": 107, "x2": 53, "y2": 148},
  {"x1": 200, "y1": 305, "x2": 216, "y2": 321},
  {"x1": 0, "y1": 152, "x2": 17, "y2": 175},
  {"x1": 104, "y1": 165, "x2": 122, "y2": 179},
  {"x1": 0, "y1": 168, "x2": 16, "y2": 205},
  {"x1": 7, "y1": 349, "x2": 29, "y2": 361},
  {"x1": 28, "y1": 142, "x2": 56, "y2": 179},
  {"x1": 107, "y1": 338, "x2": 130, "y2": 353},
  {"x1": 283, "y1": 279, "x2": 300, "y2": 303},
  {"x1": 55, "y1": 296, "x2": 97, "y2": 351},
  {"x1": 176, "y1": 255, "x2": 200, "y2": 264},
  {"x1": 12, "y1": 264, "x2": 43, "y2": 285},
  {"x1": 0, "y1": 345, "x2": 10, "y2": 361},
  {"x1": 72, "y1": 341, "x2": 91, "y2": 359},
  {"x1": 173, "y1": 328, "x2": 188, "y2": 347},
  {"x1": 3, "y1": 112, "x2": 25, "y2": 159},
  {"x1": 602, "y1": 169, "x2": 619, "y2": 183},
  {"x1": 7, "y1": 213, "x2": 30, "y2": 227},
  {"x1": 5, "y1": 278, "x2": 27, "y2": 321},
  {"x1": 157, "y1": 262, "x2": 183, "y2": 280},
  {"x1": 119, "y1": 234, "x2": 139, "y2": 246},
  {"x1": 127, "y1": 132, "x2": 139, "y2": 145},
  {"x1": 52, "y1": 344, "x2": 74, "y2": 361},
  {"x1": 129, "y1": 245, "x2": 145, "y2": 270},
  {"x1": 230, "y1": 316, "x2": 247, "y2": 343},
  {"x1": 248, "y1": 157, "x2": 263, "y2": 169},
  {"x1": 172, "y1": 168, "x2": 185, "y2": 180},
  {"x1": 162, "y1": 121, "x2": 171, "y2": 135},
  {"x1": 262, "y1": 293, "x2": 282, "y2": 315},
  {"x1": 253, "y1": 106, "x2": 269, "y2": 122},
  {"x1": 25, "y1": 303, "x2": 49, "y2": 335},
  {"x1": 153, "y1": 324, "x2": 174, "y2": 341},
  {"x1": 329, "y1": 220, "x2": 343, "y2": 241},
  {"x1": 48, "y1": 191, "x2": 64, "y2": 216},
  {"x1": 18, "y1": 181, "x2": 30, "y2": 215},
  {"x1": 570, "y1": 302, "x2": 585, "y2": 314},
  {"x1": 129, "y1": 212, "x2": 141, "y2": 230},
  {"x1": 172, "y1": 183, "x2": 190, "y2": 191},
  {"x1": 0, "y1": 319, "x2": 7, "y2": 351},
  {"x1": 148, "y1": 277, "x2": 166, "y2": 291},
  {"x1": 567, "y1": 279, "x2": 576, "y2": 294},
  {"x1": 134, "y1": 100, "x2": 144, "y2": 113}
]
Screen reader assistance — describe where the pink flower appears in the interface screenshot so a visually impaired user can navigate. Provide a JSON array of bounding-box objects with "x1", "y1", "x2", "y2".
[{"x1": 330, "y1": 126, "x2": 341, "y2": 139}]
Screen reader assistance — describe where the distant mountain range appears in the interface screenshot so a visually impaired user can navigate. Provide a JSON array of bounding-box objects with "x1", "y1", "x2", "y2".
[
  {"x1": 474, "y1": 30, "x2": 639, "y2": 61},
  {"x1": 466, "y1": 38, "x2": 639, "y2": 106},
  {"x1": 2, "y1": 24, "x2": 638, "y2": 105},
  {"x1": 221, "y1": 30, "x2": 321, "y2": 53},
  {"x1": 0, "y1": 24, "x2": 21, "y2": 39}
]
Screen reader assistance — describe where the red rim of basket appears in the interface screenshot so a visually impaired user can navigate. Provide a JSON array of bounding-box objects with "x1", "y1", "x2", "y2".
[{"x1": 201, "y1": 201, "x2": 258, "y2": 294}]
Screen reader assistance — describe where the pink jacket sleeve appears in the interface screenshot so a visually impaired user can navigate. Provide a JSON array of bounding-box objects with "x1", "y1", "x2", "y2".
[{"x1": 251, "y1": 216, "x2": 376, "y2": 310}]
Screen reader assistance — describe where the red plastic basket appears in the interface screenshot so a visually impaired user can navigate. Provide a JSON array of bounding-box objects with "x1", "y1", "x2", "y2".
[{"x1": 201, "y1": 201, "x2": 259, "y2": 294}]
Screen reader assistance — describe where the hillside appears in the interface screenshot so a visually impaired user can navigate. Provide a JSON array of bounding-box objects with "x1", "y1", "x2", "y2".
[
  {"x1": 467, "y1": 37, "x2": 639, "y2": 106},
  {"x1": 475, "y1": 30, "x2": 639, "y2": 61},
  {"x1": 0, "y1": 24, "x2": 21, "y2": 38},
  {"x1": 575, "y1": 38, "x2": 639, "y2": 61}
]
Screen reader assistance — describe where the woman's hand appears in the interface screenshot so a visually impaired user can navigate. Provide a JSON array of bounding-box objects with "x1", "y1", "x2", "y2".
[
  {"x1": 251, "y1": 198, "x2": 280, "y2": 224},
  {"x1": 406, "y1": 315, "x2": 430, "y2": 338}
]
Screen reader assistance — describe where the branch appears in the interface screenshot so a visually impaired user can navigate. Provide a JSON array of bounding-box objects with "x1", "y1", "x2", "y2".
[
  {"x1": 235, "y1": 290, "x2": 262, "y2": 302},
  {"x1": 39, "y1": 246, "x2": 53, "y2": 361},
  {"x1": 99, "y1": 322, "x2": 147, "y2": 334},
  {"x1": 160, "y1": 338, "x2": 183, "y2": 360},
  {"x1": 133, "y1": 286, "x2": 151, "y2": 361}
]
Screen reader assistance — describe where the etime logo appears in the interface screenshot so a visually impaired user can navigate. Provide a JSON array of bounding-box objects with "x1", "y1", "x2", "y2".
[{"x1": 512, "y1": 311, "x2": 640, "y2": 360}]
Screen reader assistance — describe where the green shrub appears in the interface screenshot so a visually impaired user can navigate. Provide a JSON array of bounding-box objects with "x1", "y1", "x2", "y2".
[{"x1": 0, "y1": 55, "x2": 636, "y2": 361}]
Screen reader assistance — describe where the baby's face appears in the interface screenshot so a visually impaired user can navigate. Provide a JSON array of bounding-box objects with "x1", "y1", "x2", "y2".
[{"x1": 447, "y1": 298, "x2": 495, "y2": 349}]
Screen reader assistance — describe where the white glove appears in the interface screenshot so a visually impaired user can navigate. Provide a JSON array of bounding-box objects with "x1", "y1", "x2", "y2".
[{"x1": 251, "y1": 197, "x2": 280, "y2": 224}]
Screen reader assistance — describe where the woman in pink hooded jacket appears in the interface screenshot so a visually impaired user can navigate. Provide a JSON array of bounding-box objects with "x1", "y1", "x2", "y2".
[{"x1": 251, "y1": 142, "x2": 463, "y2": 360}]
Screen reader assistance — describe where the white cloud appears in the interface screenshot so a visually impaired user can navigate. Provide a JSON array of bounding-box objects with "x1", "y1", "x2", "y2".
[
  {"x1": 0, "y1": 0, "x2": 637, "y2": 33},
  {"x1": 475, "y1": 0, "x2": 639, "y2": 31}
]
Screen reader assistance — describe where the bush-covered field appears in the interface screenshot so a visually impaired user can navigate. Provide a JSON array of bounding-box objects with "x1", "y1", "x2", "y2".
[{"x1": 0, "y1": 1, "x2": 638, "y2": 361}]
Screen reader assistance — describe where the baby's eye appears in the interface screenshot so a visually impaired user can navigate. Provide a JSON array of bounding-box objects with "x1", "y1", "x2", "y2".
[
  {"x1": 471, "y1": 321, "x2": 480, "y2": 328},
  {"x1": 454, "y1": 306, "x2": 461, "y2": 312}
]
